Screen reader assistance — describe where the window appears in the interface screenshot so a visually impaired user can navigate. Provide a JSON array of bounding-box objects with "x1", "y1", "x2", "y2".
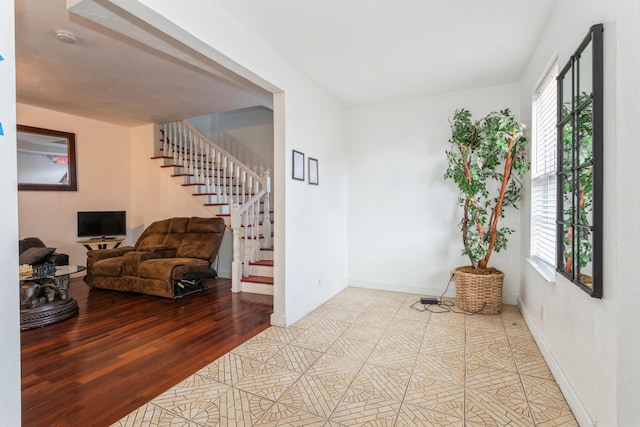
[
  {"x1": 531, "y1": 64, "x2": 558, "y2": 267},
  {"x1": 556, "y1": 24, "x2": 603, "y2": 298}
]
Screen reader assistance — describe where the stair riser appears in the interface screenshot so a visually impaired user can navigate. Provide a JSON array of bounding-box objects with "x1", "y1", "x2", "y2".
[
  {"x1": 202, "y1": 195, "x2": 230, "y2": 204},
  {"x1": 239, "y1": 282, "x2": 273, "y2": 295},
  {"x1": 204, "y1": 205, "x2": 231, "y2": 219},
  {"x1": 243, "y1": 238, "x2": 274, "y2": 251},
  {"x1": 260, "y1": 250, "x2": 274, "y2": 261},
  {"x1": 249, "y1": 265, "x2": 274, "y2": 277}
]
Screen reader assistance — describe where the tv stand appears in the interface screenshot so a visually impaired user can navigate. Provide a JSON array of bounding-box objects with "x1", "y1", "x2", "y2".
[{"x1": 78, "y1": 237, "x2": 124, "y2": 250}]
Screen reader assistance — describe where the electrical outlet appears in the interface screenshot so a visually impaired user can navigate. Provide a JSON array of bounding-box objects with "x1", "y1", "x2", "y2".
[
  {"x1": 450, "y1": 270, "x2": 455, "y2": 279},
  {"x1": 317, "y1": 279, "x2": 322, "y2": 288}
]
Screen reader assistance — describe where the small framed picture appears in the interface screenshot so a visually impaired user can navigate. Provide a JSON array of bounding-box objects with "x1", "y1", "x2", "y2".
[
  {"x1": 292, "y1": 150, "x2": 305, "y2": 181},
  {"x1": 308, "y1": 157, "x2": 319, "y2": 185}
]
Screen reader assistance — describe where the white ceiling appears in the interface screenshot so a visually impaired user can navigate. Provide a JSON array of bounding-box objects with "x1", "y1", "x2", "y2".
[
  {"x1": 15, "y1": 0, "x2": 557, "y2": 126},
  {"x1": 15, "y1": 0, "x2": 273, "y2": 126}
]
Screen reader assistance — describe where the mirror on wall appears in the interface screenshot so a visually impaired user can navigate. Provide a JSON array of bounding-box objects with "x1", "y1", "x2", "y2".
[
  {"x1": 17, "y1": 125, "x2": 77, "y2": 191},
  {"x1": 556, "y1": 24, "x2": 603, "y2": 297}
]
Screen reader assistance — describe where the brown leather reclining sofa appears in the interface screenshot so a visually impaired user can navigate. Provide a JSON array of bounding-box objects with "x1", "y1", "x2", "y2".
[{"x1": 84, "y1": 217, "x2": 225, "y2": 298}]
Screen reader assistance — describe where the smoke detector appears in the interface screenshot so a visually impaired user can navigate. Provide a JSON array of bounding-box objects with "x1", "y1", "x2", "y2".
[{"x1": 55, "y1": 30, "x2": 77, "y2": 44}]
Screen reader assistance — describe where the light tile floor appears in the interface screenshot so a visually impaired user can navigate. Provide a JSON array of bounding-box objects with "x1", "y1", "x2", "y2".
[{"x1": 113, "y1": 287, "x2": 578, "y2": 426}]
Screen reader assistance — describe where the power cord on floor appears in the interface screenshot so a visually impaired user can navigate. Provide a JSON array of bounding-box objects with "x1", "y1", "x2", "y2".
[{"x1": 410, "y1": 275, "x2": 486, "y2": 316}]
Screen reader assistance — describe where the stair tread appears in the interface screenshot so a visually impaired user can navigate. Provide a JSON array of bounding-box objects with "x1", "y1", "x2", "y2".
[
  {"x1": 241, "y1": 275, "x2": 273, "y2": 284},
  {"x1": 250, "y1": 260, "x2": 273, "y2": 266},
  {"x1": 183, "y1": 183, "x2": 245, "y2": 187}
]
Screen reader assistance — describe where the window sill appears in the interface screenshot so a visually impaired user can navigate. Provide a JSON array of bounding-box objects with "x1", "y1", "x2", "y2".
[{"x1": 527, "y1": 258, "x2": 556, "y2": 283}]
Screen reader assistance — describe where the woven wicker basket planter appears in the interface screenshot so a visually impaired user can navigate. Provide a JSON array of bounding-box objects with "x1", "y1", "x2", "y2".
[{"x1": 454, "y1": 266, "x2": 504, "y2": 314}]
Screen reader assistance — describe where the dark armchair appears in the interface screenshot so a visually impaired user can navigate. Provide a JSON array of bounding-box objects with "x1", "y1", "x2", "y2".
[
  {"x1": 84, "y1": 217, "x2": 225, "y2": 298},
  {"x1": 19, "y1": 237, "x2": 69, "y2": 266}
]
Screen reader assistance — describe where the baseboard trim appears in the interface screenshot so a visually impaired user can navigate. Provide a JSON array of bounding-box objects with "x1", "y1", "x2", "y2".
[
  {"x1": 216, "y1": 268, "x2": 232, "y2": 279},
  {"x1": 348, "y1": 279, "x2": 453, "y2": 299},
  {"x1": 517, "y1": 297, "x2": 594, "y2": 427},
  {"x1": 270, "y1": 313, "x2": 287, "y2": 327},
  {"x1": 270, "y1": 284, "x2": 348, "y2": 328},
  {"x1": 348, "y1": 279, "x2": 518, "y2": 305}
]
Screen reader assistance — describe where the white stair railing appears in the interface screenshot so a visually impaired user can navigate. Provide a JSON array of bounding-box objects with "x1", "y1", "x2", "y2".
[
  {"x1": 230, "y1": 172, "x2": 271, "y2": 292},
  {"x1": 159, "y1": 120, "x2": 272, "y2": 292},
  {"x1": 161, "y1": 120, "x2": 263, "y2": 205}
]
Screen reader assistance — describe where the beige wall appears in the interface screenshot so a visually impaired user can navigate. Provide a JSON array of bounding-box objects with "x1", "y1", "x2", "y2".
[{"x1": 17, "y1": 103, "x2": 133, "y2": 266}]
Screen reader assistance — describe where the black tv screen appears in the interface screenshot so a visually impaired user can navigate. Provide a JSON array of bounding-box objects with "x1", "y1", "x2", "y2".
[{"x1": 77, "y1": 211, "x2": 126, "y2": 238}]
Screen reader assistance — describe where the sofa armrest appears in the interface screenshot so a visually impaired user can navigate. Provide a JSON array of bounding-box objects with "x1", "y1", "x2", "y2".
[{"x1": 87, "y1": 246, "x2": 136, "y2": 261}]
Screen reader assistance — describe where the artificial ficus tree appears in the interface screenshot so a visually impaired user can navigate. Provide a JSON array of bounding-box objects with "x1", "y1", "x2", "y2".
[{"x1": 444, "y1": 108, "x2": 530, "y2": 269}]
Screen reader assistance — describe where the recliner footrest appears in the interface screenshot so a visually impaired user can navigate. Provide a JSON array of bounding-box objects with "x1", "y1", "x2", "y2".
[{"x1": 173, "y1": 270, "x2": 217, "y2": 299}]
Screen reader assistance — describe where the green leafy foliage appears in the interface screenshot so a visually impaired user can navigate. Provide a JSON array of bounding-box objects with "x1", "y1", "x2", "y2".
[
  {"x1": 562, "y1": 92, "x2": 594, "y2": 271},
  {"x1": 444, "y1": 108, "x2": 530, "y2": 269}
]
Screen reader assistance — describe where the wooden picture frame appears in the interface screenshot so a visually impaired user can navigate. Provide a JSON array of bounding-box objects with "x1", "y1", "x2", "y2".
[
  {"x1": 308, "y1": 157, "x2": 318, "y2": 185},
  {"x1": 292, "y1": 150, "x2": 304, "y2": 180},
  {"x1": 17, "y1": 125, "x2": 78, "y2": 191}
]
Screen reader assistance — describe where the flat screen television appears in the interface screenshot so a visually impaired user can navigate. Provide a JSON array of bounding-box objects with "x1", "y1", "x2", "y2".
[{"x1": 77, "y1": 211, "x2": 126, "y2": 239}]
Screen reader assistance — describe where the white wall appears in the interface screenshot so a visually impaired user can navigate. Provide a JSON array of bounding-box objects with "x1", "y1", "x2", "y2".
[
  {"x1": 518, "y1": 1, "x2": 619, "y2": 425},
  {"x1": 17, "y1": 104, "x2": 133, "y2": 266},
  {"x1": 225, "y1": 124, "x2": 274, "y2": 174},
  {"x1": 347, "y1": 84, "x2": 522, "y2": 303},
  {"x1": 615, "y1": 1, "x2": 640, "y2": 422},
  {"x1": 188, "y1": 106, "x2": 274, "y2": 176},
  {"x1": 104, "y1": 0, "x2": 350, "y2": 326},
  {"x1": 0, "y1": 0, "x2": 21, "y2": 424}
]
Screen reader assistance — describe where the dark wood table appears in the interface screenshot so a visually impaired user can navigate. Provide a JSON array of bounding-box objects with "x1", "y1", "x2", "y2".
[{"x1": 20, "y1": 265, "x2": 86, "y2": 330}]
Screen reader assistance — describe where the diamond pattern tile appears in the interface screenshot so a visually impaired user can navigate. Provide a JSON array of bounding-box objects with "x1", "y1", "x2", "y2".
[{"x1": 116, "y1": 287, "x2": 577, "y2": 426}]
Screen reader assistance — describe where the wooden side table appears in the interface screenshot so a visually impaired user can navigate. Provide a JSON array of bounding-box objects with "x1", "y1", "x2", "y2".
[{"x1": 78, "y1": 238, "x2": 124, "y2": 250}]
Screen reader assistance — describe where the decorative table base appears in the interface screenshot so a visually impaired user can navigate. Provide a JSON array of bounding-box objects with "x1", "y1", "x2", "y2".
[{"x1": 20, "y1": 298, "x2": 79, "y2": 330}]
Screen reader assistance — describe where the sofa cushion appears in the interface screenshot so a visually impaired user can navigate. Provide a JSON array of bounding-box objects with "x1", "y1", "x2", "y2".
[
  {"x1": 19, "y1": 247, "x2": 56, "y2": 265},
  {"x1": 136, "y1": 218, "x2": 189, "y2": 250},
  {"x1": 175, "y1": 218, "x2": 225, "y2": 260}
]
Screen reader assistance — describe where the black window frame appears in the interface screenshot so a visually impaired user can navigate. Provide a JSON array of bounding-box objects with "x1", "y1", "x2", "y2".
[{"x1": 556, "y1": 24, "x2": 603, "y2": 298}]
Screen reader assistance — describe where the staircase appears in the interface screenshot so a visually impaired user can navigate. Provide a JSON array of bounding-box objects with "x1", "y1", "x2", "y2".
[{"x1": 152, "y1": 120, "x2": 273, "y2": 295}]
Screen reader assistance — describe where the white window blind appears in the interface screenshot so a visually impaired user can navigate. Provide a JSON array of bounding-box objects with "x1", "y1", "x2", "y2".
[{"x1": 530, "y1": 65, "x2": 558, "y2": 266}]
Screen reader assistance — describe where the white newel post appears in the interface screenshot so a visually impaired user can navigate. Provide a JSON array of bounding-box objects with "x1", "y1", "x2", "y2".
[{"x1": 230, "y1": 203, "x2": 242, "y2": 293}]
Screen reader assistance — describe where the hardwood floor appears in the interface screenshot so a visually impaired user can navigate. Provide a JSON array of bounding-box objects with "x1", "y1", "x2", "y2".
[{"x1": 20, "y1": 277, "x2": 273, "y2": 427}]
